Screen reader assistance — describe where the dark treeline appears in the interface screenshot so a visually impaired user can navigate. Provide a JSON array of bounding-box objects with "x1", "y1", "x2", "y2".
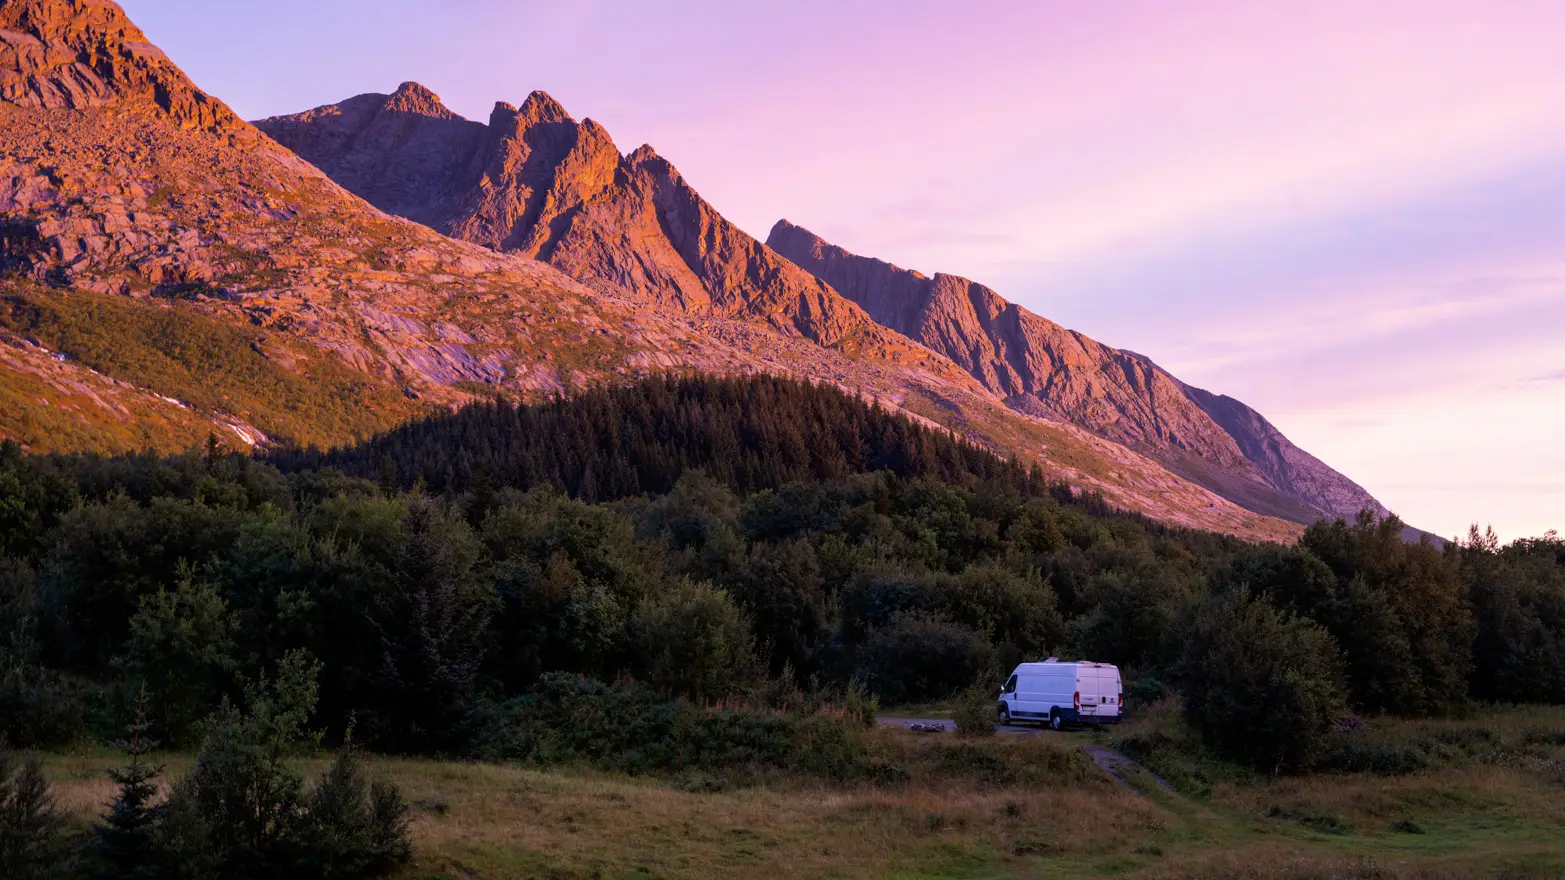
[
  {"x1": 0, "y1": 376, "x2": 1562, "y2": 775},
  {"x1": 268, "y1": 374, "x2": 1051, "y2": 502}
]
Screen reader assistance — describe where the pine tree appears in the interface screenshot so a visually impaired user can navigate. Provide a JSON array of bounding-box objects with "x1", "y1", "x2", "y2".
[
  {"x1": 0, "y1": 746, "x2": 64, "y2": 880},
  {"x1": 91, "y1": 686, "x2": 166, "y2": 878}
]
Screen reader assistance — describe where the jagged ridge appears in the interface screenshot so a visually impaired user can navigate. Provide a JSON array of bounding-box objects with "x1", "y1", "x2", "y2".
[
  {"x1": 256, "y1": 88, "x2": 908, "y2": 353},
  {"x1": 765, "y1": 219, "x2": 1390, "y2": 525}
]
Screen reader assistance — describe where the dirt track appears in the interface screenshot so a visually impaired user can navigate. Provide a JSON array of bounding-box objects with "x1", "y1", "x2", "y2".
[{"x1": 877, "y1": 718, "x2": 1176, "y2": 794}]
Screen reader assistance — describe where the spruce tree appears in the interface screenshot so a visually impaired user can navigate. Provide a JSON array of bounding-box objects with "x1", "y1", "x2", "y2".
[
  {"x1": 0, "y1": 746, "x2": 64, "y2": 880},
  {"x1": 91, "y1": 687, "x2": 166, "y2": 878}
]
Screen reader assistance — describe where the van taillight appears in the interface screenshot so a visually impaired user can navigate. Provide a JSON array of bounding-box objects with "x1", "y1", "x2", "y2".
[
  {"x1": 1118, "y1": 692, "x2": 1124, "y2": 707},
  {"x1": 1073, "y1": 691, "x2": 1080, "y2": 710}
]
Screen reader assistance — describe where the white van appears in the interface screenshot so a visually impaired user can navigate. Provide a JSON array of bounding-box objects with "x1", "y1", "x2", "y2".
[{"x1": 996, "y1": 660, "x2": 1123, "y2": 730}]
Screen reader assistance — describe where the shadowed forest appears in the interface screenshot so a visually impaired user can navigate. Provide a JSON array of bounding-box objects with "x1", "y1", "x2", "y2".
[{"x1": 3, "y1": 377, "x2": 1563, "y2": 878}]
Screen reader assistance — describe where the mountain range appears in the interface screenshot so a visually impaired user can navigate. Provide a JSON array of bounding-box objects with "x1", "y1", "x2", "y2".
[{"x1": 0, "y1": 0, "x2": 1405, "y2": 541}]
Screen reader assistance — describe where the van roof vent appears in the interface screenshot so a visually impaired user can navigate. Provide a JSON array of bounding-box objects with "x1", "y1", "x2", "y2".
[{"x1": 1044, "y1": 657, "x2": 1059, "y2": 663}]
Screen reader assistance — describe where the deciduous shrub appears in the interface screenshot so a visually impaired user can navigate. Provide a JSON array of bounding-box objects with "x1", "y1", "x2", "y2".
[
  {"x1": 486, "y1": 674, "x2": 870, "y2": 781},
  {"x1": 1311, "y1": 714, "x2": 1563, "y2": 776},
  {"x1": 952, "y1": 683, "x2": 998, "y2": 737},
  {"x1": 1111, "y1": 696, "x2": 1256, "y2": 798},
  {"x1": 0, "y1": 668, "x2": 88, "y2": 749},
  {"x1": 630, "y1": 581, "x2": 761, "y2": 700},
  {"x1": 855, "y1": 614, "x2": 996, "y2": 705},
  {"x1": 1181, "y1": 589, "x2": 1347, "y2": 773}
]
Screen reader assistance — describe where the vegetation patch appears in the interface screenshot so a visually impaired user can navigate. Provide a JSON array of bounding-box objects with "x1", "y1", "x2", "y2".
[
  {"x1": 0, "y1": 374, "x2": 1561, "y2": 875},
  {"x1": 0, "y1": 286, "x2": 419, "y2": 448},
  {"x1": 483, "y1": 674, "x2": 874, "y2": 783}
]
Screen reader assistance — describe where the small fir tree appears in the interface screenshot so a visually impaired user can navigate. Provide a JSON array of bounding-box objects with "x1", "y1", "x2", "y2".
[
  {"x1": 91, "y1": 686, "x2": 166, "y2": 879},
  {"x1": 0, "y1": 745, "x2": 64, "y2": 880}
]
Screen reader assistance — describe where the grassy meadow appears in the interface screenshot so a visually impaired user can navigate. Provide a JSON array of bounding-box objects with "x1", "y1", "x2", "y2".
[{"x1": 36, "y1": 706, "x2": 1565, "y2": 879}]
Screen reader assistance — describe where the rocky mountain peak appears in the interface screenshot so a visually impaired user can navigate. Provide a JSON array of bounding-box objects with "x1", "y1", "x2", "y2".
[
  {"x1": 486, "y1": 91, "x2": 575, "y2": 147},
  {"x1": 0, "y1": 0, "x2": 241, "y2": 131},
  {"x1": 384, "y1": 80, "x2": 453, "y2": 117},
  {"x1": 627, "y1": 143, "x2": 678, "y2": 180},
  {"x1": 770, "y1": 219, "x2": 844, "y2": 263},
  {"x1": 517, "y1": 89, "x2": 570, "y2": 125},
  {"x1": 259, "y1": 88, "x2": 915, "y2": 346}
]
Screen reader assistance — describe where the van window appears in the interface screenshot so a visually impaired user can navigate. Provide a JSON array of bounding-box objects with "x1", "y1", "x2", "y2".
[{"x1": 1003, "y1": 675, "x2": 1017, "y2": 693}]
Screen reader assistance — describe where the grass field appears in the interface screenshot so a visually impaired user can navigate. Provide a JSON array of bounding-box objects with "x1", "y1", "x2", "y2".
[{"x1": 37, "y1": 708, "x2": 1565, "y2": 879}]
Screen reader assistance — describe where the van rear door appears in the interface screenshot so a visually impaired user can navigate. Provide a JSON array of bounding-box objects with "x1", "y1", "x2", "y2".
[{"x1": 1077, "y1": 666, "x2": 1121, "y2": 720}]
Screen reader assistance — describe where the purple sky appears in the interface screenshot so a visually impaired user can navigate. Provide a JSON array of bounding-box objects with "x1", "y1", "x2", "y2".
[{"x1": 122, "y1": 0, "x2": 1565, "y2": 541}]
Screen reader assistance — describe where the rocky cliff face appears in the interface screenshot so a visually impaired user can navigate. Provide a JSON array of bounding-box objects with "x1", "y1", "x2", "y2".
[
  {"x1": 766, "y1": 220, "x2": 1391, "y2": 524},
  {"x1": 1174, "y1": 381, "x2": 1389, "y2": 521},
  {"x1": 253, "y1": 82, "x2": 489, "y2": 228},
  {"x1": 256, "y1": 90, "x2": 906, "y2": 352},
  {"x1": 0, "y1": 0, "x2": 241, "y2": 132}
]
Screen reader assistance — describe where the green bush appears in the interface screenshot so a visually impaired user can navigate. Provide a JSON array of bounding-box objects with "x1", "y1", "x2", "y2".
[
  {"x1": 1110, "y1": 697, "x2": 1257, "y2": 798},
  {"x1": 114, "y1": 570, "x2": 238, "y2": 746},
  {"x1": 952, "y1": 683, "x2": 997, "y2": 737},
  {"x1": 297, "y1": 747, "x2": 413, "y2": 878},
  {"x1": 486, "y1": 674, "x2": 870, "y2": 781},
  {"x1": 1311, "y1": 735, "x2": 1428, "y2": 776},
  {"x1": 630, "y1": 581, "x2": 761, "y2": 701},
  {"x1": 1181, "y1": 589, "x2": 1348, "y2": 773},
  {"x1": 1310, "y1": 716, "x2": 1559, "y2": 776},
  {"x1": 855, "y1": 614, "x2": 996, "y2": 705},
  {"x1": 0, "y1": 668, "x2": 88, "y2": 749}
]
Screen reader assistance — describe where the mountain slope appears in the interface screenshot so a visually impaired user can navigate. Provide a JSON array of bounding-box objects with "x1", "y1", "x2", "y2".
[
  {"x1": 0, "y1": 0, "x2": 1304, "y2": 541},
  {"x1": 765, "y1": 219, "x2": 1389, "y2": 524}
]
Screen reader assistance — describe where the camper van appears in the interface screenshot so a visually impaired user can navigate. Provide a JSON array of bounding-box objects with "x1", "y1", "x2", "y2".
[{"x1": 996, "y1": 660, "x2": 1122, "y2": 729}]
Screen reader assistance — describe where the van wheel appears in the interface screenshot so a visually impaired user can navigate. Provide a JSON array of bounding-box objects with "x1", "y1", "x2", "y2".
[
  {"x1": 997, "y1": 705, "x2": 1012, "y2": 726},
  {"x1": 1050, "y1": 710, "x2": 1065, "y2": 731}
]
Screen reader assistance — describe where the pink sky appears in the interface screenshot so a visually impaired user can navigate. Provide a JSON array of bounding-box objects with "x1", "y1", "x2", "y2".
[{"x1": 123, "y1": 0, "x2": 1565, "y2": 540}]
